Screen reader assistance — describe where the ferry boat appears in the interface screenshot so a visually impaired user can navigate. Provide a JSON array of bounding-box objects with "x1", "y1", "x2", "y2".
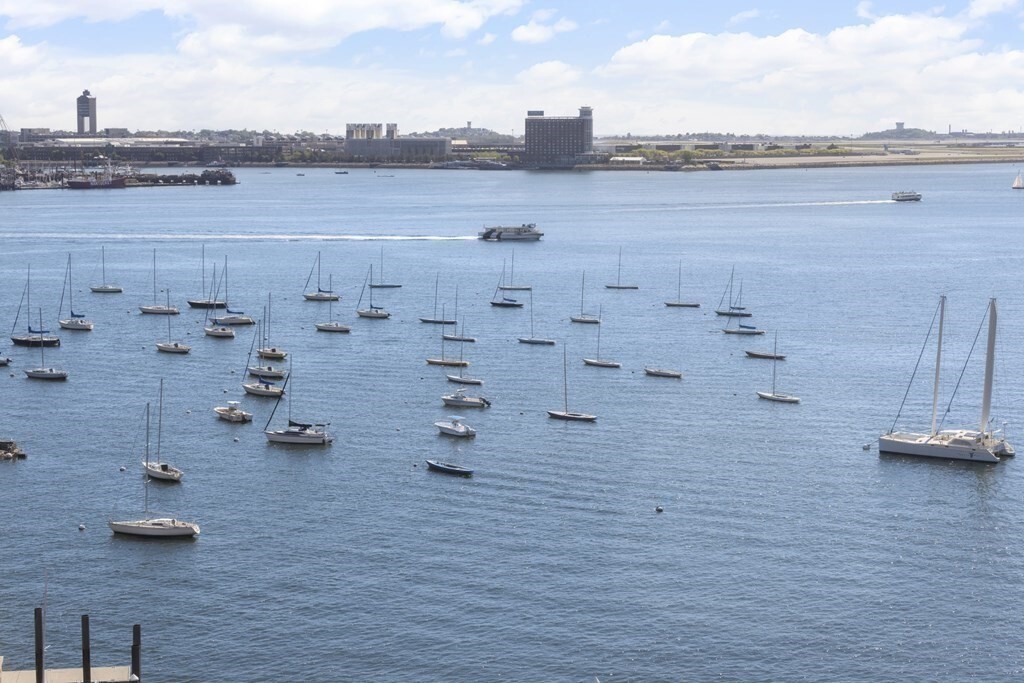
[
  {"x1": 478, "y1": 223, "x2": 543, "y2": 241},
  {"x1": 891, "y1": 190, "x2": 922, "y2": 202}
]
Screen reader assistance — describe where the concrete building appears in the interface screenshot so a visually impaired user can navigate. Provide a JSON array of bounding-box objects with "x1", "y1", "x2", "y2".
[
  {"x1": 76, "y1": 89, "x2": 97, "y2": 134},
  {"x1": 343, "y1": 122, "x2": 449, "y2": 161},
  {"x1": 524, "y1": 106, "x2": 594, "y2": 167}
]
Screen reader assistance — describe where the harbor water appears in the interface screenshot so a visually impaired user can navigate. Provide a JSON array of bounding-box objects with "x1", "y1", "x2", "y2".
[{"x1": 1, "y1": 165, "x2": 1023, "y2": 680}]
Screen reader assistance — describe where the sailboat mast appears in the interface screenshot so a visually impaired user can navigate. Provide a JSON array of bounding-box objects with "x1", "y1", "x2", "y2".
[
  {"x1": 562, "y1": 345, "x2": 569, "y2": 413},
  {"x1": 151, "y1": 249, "x2": 157, "y2": 303},
  {"x1": 616, "y1": 247, "x2": 622, "y2": 286},
  {"x1": 979, "y1": 298, "x2": 997, "y2": 435},
  {"x1": 38, "y1": 309, "x2": 44, "y2": 366},
  {"x1": 930, "y1": 295, "x2": 946, "y2": 436},
  {"x1": 101, "y1": 246, "x2": 107, "y2": 282},
  {"x1": 143, "y1": 402, "x2": 151, "y2": 514},
  {"x1": 579, "y1": 271, "x2": 586, "y2": 315},
  {"x1": 771, "y1": 332, "x2": 778, "y2": 394},
  {"x1": 157, "y1": 379, "x2": 164, "y2": 462}
]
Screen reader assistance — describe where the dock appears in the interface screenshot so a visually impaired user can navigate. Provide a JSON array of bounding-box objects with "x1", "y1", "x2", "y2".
[{"x1": 0, "y1": 660, "x2": 131, "y2": 683}]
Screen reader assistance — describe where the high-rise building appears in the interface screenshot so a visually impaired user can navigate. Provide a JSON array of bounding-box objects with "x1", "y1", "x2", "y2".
[
  {"x1": 524, "y1": 106, "x2": 593, "y2": 167},
  {"x1": 76, "y1": 89, "x2": 97, "y2": 134}
]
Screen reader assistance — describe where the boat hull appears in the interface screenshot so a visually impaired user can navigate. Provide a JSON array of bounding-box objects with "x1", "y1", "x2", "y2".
[
  {"x1": 490, "y1": 301, "x2": 524, "y2": 308},
  {"x1": 723, "y1": 328, "x2": 765, "y2": 335},
  {"x1": 426, "y1": 358, "x2": 469, "y2": 367},
  {"x1": 583, "y1": 358, "x2": 621, "y2": 368},
  {"x1": 187, "y1": 299, "x2": 227, "y2": 309},
  {"x1": 715, "y1": 310, "x2": 752, "y2": 317},
  {"x1": 25, "y1": 368, "x2": 68, "y2": 380},
  {"x1": 419, "y1": 318, "x2": 457, "y2": 325},
  {"x1": 303, "y1": 293, "x2": 339, "y2": 302},
  {"x1": 446, "y1": 375, "x2": 483, "y2": 385},
  {"x1": 570, "y1": 316, "x2": 600, "y2": 324},
  {"x1": 139, "y1": 305, "x2": 179, "y2": 315},
  {"x1": 156, "y1": 342, "x2": 190, "y2": 354},
  {"x1": 425, "y1": 460, "x2": 473, "y2": 475},
  {"x1": 11, "y1": 335, "x2": 60, "y2": 347},
  {"x1": 435, "y1": 422, "x2": 476, "y2": 437},
  {"x1": 519, "y1": 337, "x2": 556, "y2": 345},
  {"x1": 204, "y1": 326, "x2": 235, "y2": 338},
  {"x1": 59, "y1": 319, "x2": 94, "y2": 330},
  {"x1": 605, "y1": 284, "x2": 639, "y2": 290},
  {"x1": 247, "y1": 366, "x2": 286, "y2": 379},
  {"x1": 665, "y1": 302, "x2": 700, "y2": 308},
  {"x1": 214, "y1": 407, "x2": 252, "y2": 422},
  {"x1": 547, "y1": 410, "x2": 596, "y2": 422},
  {"x1": 243, "y1": 383, "x2": 284, "y2": 397},
  {"x1": 257, "y1": 347, "x2": 287, "y2": 360},
  {"x1": 369, "y1": 283, "x2": 402, "y2": 289},
  {"x1": 757, "y1": 391, "x2": 800, "y2": 403},
  {"x1": 209, "y1": 315, "x2": 255, "y2": 325},
  {"x1": 645, "y1": 368, "x2": 682, "y2": 378},
  {"x1": 746, "y1": 351, "x2": 785, "y2": 360},
  {"x1": 441, "y1": 395, "x2": 490, "y2": 408},
  {"x1": 144, "y1": 462, "x2": 183, "y2": 481},
  {"x1": 315, "y1": 322, "x2": 351, "y2": 333},
  {"x1": 90, "y1": 284, "x2": 123, "y2": 293},
  {"x1": 108, "y1": 519, "x2": 199, "y2": 537},
  {"x1": 878, "y1": 431, "x2": 1008, "y2": 463},
  {"x1": 265, "y1": 429, "x2": 333, "y2": 444},
  {"x1": 442, "y1": 335, "x2": 476, "y2": 342}
]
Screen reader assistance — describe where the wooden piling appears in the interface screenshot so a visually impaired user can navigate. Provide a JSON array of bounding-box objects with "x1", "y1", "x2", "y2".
[
  {"x1": 34, "y1": 607, "x2": 44, "y2": 683},
  {"x1": 130, "y1": 623, "x2": 141, "y2": 682},
  {"x1": 81, "y1": 614, "x2": 92, "y2": 683}
]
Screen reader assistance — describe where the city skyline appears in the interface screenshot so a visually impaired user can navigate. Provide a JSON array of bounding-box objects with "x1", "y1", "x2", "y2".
[{"x1": 1, "y1": 1, "x2": 1022, "y2": 136}]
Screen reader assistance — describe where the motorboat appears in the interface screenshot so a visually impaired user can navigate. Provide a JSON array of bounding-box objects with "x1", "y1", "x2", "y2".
[
  {"x1": 425, "y1": 460, "x2": 473, "y2": 476},
  {"x1": 434, "y1": 416, "x2": 476, "y2": 438},
  {"x1": 441, "y1": 387, "x2": 491, "y2": 408},
  {"x1": 214, "y1": 401, "x2": 252, "y2": 423},
  {"x1": 478, "y1": 223, "x2": 543, "y2": 241}
]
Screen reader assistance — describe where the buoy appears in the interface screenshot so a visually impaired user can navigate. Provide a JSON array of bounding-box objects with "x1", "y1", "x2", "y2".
[
  {"x1": 655, "y1": 506, "x2": 664, "y2": 513},
  {"x1": 119, "y1": 466, "x2": 126, "y2": 472},
  {"x1": 862, "y1": 443, "x2": 871, "y2": 450},
  {"x1": 78, "y1": 524, "x2": 86, "y2": 531},
  {"x1": 233, "y1": 437, "x2": 239, "y2": 442},
  {"x1": 223, "y1": 389, "x2": 228, "y2": 393},
  {"x1": 185, "y1": 409, "x2": 191, "y2": 414}
]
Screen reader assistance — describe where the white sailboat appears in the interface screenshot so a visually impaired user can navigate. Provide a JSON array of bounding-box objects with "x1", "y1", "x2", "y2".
[
  {"x1": 315, "y1": 275, "x2": 351, "y2": 332},
  {"x1": 109, "y1": 401, "x2": 199, "y2": 538},
  {"x1": 142, "y1": 380, "x2": 184, "y2": 481},
  {"x1": 548, "y1": 344, "x2": 596, "y2": 421},
  {"x1": 264, "y1": 363, "x2": 333, "y2": 444},
  {"x1": 24, "y1": 308, "x2": 68, "y2": 380},
  {"x1": 497, "y1": 249, "x2": 532, "y2": 291},
  {"x1": 90, "y1": 245, "x2": 123, "y2": 293},
  {"x1": 570, "y1": 271, "x2": 600, "y2": 324},
  {"x1": 756, "y1": 332, "x2": 799, "y2": 403},
  {"x1": 369, "y1": 246, "x2": 402, "y2": 288},
  {"x1": 664, "y1": 260, "x2": 700, "y2": 308},
  {"x1": 879, "y1": 297, "x2": 1013, "y2": 462},
  {"x1": 426, "y1": 306, "x2": 469, "y2": 366},
  {"x1": 583, "y1": 307, "x2": 620, "y2": 368},
  {"x1": 139, "y1": 249, "x2": 179, "y2": 315},
  {"x1": 1012, "y1": 171, "x2": 1023, "y2": 190},
  {"x1": 187, "y1": 246, "x2": 227, "y2": 309},
  {"x1": 208, "y1": 258, "x2": 255, "y2": 325},
  {"x1": 605, "y1": 247, "x2": 639, "y2": 289},
  {"x1": 518, "y1": 290, "x2": 555, "y2": 345},
  {"x1": 257, "y1": 295, "x2": 287, "y2": 359},
  {"x1": 57, "y1": 255, "x2": 94, "y2": 331},
  {"x1": 156, "y1": 290, "x2": 191, "y2": 354},
  {"x1": 420, "y1": 273, "x2": 455, "y2": 324},
  {"x1": 490, "y1": 260, "x2": 524, "y2": 307},
  {"x1": 303, "y1": 251, "x2": 339, "y2": 301},
  {"x1": 356, "y1": 265, "x2": 390, "y2": 318}
]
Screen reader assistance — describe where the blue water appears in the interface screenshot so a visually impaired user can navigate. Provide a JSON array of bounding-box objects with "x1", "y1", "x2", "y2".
[{"x1": 2, "y1": 165, "x2": 1023, "y2": 680}]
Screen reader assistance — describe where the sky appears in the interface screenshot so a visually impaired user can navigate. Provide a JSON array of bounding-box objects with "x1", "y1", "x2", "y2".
[{"x1": 1, "y1": 0, "x2": 1023, "y2": 137}]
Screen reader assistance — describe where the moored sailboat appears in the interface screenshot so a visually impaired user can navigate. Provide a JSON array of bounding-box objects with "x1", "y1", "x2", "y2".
[
  {"x1": 90, "y1": 245, "x2": 123, "y2": 293},
  {"x1": 57, "y1": 255, "x2": 94, "y2": 331},
  {"x1": 548, "y1": 345, "x2": 596, "y2": 421}
]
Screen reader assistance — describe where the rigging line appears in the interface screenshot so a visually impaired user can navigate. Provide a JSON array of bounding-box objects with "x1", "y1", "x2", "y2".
[
  {"x1": 936, "y1": 304, "x2": 988, "y2": 432},
  {"x1": 890, "y1": 297, "x2": 942, "y2": 433},
  {"x1": 10, "y1": 278, "x2": 27, "y2": 335}
]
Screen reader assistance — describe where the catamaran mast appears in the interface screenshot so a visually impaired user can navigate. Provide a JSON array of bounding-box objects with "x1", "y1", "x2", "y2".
[{"x1": 930, "y1": 295, "x2": 945, "y2": 437}]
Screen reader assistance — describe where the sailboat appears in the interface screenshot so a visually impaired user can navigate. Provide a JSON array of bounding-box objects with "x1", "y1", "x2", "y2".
[
  {"x1": 664, "y1": 261, "x2": 700, "y2": 308},
  {"x1": 442, "y1": 293, "x2": 475, "y2": 341},
  {"x1": 139, "y1": 249, "x2": 179, "y2": 315},
  {"x1": 203, "y1": 266, "x2": 236, "y2": 337},
  {"x1": 518, "y1": 290, "x2": 555, "y2": 345},
  {"x1": 11, "y1": 265, "x2": 61, "y2": 347},
  {"x1": 109, "y1": 402, "x2": 199, "y2": 538},
  {"x1": 142, "y1": 380, "x2": 184, "y2": 481},
  {"x1": 187, "y1": 245, "x2": 226, "y2": 308},
  {"x1": 420, "y1": 273, "x2": 455, "y2": 323},
  {"x1": 583, "y1": 307, "x2": 620, "y2": 368},
  {"x1": 570, "y1": 271, "x2": 600, "y2": 324},
  {"x1": 257, "y1": 296, "x2": 287, "y2": 360},
  {"x1": 714, "y1": 267, "x2": 752, "y2": 317},
  {"x1": 445, "y1": 323, "x2": 483, "y2": 384},
  {"x1": 490, "y1": 261, "x2": 524, "y2": 307},
  {"x1": 303, "y1": 251, "x2": 339, "y2": 301},
  {"x1": 722, "y1": 318, "x2": 765, "y2": 335},
  {"x1": 209, "y1": 258, "x2": 255, "y2": 325},
  {"x1": 24, "y1": 308, "x2": 68, "y2": 380},
  {"x1": 879, "y1": 297, "x2": 1013, "y2": 462},
  {"x1": 756, "y1": 332, "x2": 799, "y2": 403},
  {"x1": 548, "y1": 345, "x2": 596, "y2": 421},
  {"x1": 264, "y1": 362, "x2": 333, "y2": 444},
  {"x1": 369, "y1": 246, "x2": 402, "y2": 288},
  {"x1": 315, "y1": 275, "x2": 351, "y2": 332},
  {"x1": 426, "y1": 307, "x2": 469, "y2": 366},
  {"x1": 497, "y1": 249, "x2": 532, "y2": 291},
  {"x1": 356, "y1": 265, "x2": 390, "y2": 318},
  {"x1": 605, "y1": 247, "x2": 639, "y2": 289},
  {"x1": 156, "y1": 289, "x2": 191, "y2": 354},
  {"x1": 90, "y1": 246, "x2": 123, "y2": 293},
  {"x1": 1013, "y1": 170, "x2": 1023, "y2": 190}
]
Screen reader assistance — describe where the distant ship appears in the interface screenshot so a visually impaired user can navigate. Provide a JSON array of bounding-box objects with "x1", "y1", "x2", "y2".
[
  {"x1": 66, "y1": 175, "x2": 126, "y2": 189},
  {"x1": 1012, "y1": 171, "x2": 1023, "y2": 190},
  {"x1": 478, "y1": 223, "x2": 543, "y2": 241},
  {"x1": 891, "y1": 190, "x2": 922, "y2": 202}
]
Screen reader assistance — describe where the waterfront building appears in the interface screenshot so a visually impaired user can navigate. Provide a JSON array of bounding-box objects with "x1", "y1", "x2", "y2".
[
  {"x1": 524, "y1": 106, "x2": 594, "y2": 167},
  {"x1": 76, "y1": 89, "x2": 97, "y2": 134}
]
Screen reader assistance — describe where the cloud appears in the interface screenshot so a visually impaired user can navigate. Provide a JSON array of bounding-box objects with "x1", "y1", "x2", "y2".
[
  {"x1": 515, "y1": 60, "x2": 580, "y2": 88},
  {"x1": 477, "y1": 32, "x2": 496, "y2": 45},
  {"x1": 727, "y1": 10, "x2": 761, "y2": 27},
  {"x1": 511, "y1": 11, "x2": 577, "y2": 43},
  {"x1": 967, "y1": 0, "x2": 1020, "y2": 18}
]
